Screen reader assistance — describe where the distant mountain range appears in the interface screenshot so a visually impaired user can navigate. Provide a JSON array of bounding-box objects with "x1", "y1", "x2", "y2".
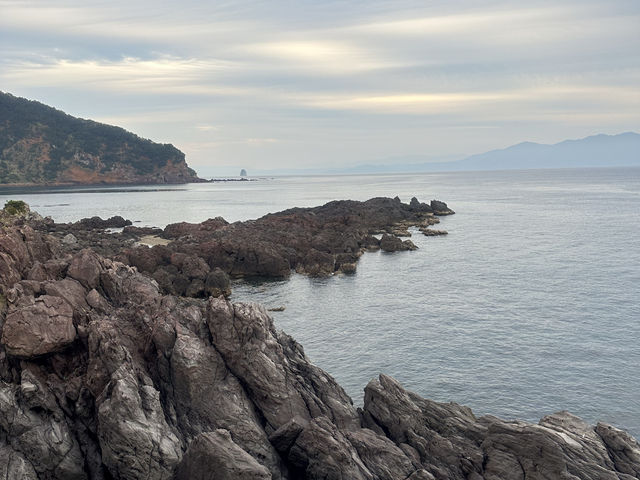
[
  {"x1": 0, "y1": 92, "x2": 201, "y2": 186},
  {"x1": 442, "y1": 132, "x2": 640, "y2": 172},
  {"x1": 242, "y1": 132, "x2": 640, "y2": 176}
]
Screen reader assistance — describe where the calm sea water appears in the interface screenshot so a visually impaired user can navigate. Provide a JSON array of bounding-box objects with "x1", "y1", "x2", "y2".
[{"x1": 2, "y1": 167, "x2": 639, "y2": 437}]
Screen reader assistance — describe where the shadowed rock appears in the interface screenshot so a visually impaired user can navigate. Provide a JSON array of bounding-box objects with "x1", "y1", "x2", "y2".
[{"x1": 175, "y1": 430, "x2": 271, "y2": 480}]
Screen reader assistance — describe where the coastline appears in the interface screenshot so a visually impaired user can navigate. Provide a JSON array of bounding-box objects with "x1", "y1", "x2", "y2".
[{"x1": 0, "y1": 199, "x2": 638, "y2": 478}]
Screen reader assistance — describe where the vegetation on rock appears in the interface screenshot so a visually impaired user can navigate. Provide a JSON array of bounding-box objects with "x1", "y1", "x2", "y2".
[
  {"x1": 3, "y1": 199, "x2": 28, "y2": 215},
  {"x1": 0, "y1": 91, "x2": 201, "y2": 185}
]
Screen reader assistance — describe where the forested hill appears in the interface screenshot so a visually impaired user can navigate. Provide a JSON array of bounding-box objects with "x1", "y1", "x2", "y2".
[{"x1": 0, "y1": 91, "x2": 202, "y2": 185}]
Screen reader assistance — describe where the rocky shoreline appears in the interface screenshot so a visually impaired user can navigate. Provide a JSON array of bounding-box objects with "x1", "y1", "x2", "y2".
[
  {"x1": 0, "y1": 199, "x2": 638, "y2": 479},
  {"x1": 39, "y1": 196, "x2": 453, "y2": 299}
]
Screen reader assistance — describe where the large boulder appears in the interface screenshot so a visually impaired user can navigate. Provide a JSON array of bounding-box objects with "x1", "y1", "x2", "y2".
[
  {"x1": 67, "y1": 248, "x2": 104, "y2": 289},
  {"x1": 1, "y1": 295, "x2": 76, "y2": 358}
]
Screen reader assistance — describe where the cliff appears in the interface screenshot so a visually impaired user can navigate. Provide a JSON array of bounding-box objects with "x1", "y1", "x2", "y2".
[
  {"x1": 0, "y1": 92, "x2": 202, "y2": 185},
  {"x1": 0, "y1": 202, "x2": 638, "y2": 479}
]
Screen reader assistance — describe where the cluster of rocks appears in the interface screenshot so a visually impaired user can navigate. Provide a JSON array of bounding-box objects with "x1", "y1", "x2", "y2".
[
  {"x1": 37, "y1": 197, "x2": 454, "y2": 299},
  {"x1": 0, "y1": 206, "x2": 638, "y2": 479}
]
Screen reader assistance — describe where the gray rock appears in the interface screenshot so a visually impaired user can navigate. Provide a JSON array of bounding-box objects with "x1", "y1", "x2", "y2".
[
  {"x1": 380, "y1": 233, "x2": 417, "y2": 252},
  {"x1": 0, "y1": 220, "x2": 639, "y2": 480},
  {"x1": 62, "y1": 233, "x2": 78, "y2": 245},
  {"x1": 430, "y1": 200, "x2": 455, "y2": 215},
  {"x1": 206, "y1": 298, "x2": 360, "y2": 432},
  {"x1": 269, "y1": 415, "x2": 309, "y2": 453},
  {"x1": 364, "y1": 374, "x2": 640, "y2": 480},
  {"x1": 595, "y1": 423, "x2": 640, "y2": 477},
  {"x1": 97, "y1": 364, "x2": 182, "y2": 480},
  {"x1": 0, "y1": 444, "x2": 39, "y2": 480},
  {"x1": 170, "y1": 330, "x2": 286, "y2": 477},
  {"x1": 175, "y1": 430, "x2": 271, "y2": 480},
  {"x1": 0, "y1": 381, "x2": 86, "y2": 479},
  {"x1": 289, "y1": 416, "x2": 371, "y2": 479}
]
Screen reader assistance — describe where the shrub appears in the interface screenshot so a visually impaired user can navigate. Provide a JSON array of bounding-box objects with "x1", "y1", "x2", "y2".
[{"x1": 4, "y1": 200, "x2": 28, "y2": 215}]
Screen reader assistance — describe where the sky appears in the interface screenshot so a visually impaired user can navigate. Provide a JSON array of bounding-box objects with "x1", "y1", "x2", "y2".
[{"x1": 1, "y1": 0, "x2": 639, "y2": 175}]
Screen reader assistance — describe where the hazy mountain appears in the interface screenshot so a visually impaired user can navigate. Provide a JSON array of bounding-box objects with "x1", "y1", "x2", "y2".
[
  {"x1": 0, "y1": 92, "x2": 201, "y2": 186},
  {"x1": 448, "y1": 132, "x2": 640, "y2": 171},
  {"x1": 235, "y1": 133, "x2": 640, "y2": 177}
]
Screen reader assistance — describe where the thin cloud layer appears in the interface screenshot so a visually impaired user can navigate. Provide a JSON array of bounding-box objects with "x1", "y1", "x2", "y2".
[{"x1": 1, "y1": 0, "x2": 638, "y2": 173}]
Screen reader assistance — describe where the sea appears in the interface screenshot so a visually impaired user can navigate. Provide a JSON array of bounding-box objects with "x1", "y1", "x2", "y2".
[{"x1": 1, "y1": 167, "x2": 639, "y2": 437}]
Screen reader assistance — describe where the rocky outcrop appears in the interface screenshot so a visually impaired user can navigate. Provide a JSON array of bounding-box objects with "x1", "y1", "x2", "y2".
[
  {"x1": 380, "y1": 233, "x2": 417, "y2": 252},
  {"x1": 0, "y1": 217, "x2": 638, "y2": 479},
  {"x1": 40, "y1": 197, "x2": 454, "y2": 299},
  {"x1": 0, "y1": 91, "x2": 203, "y2": 186}
]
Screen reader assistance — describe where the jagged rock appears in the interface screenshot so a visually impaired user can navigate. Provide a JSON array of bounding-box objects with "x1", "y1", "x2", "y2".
[
  {"x1": 298, "y1": 248, "x2": 335, "y2": 276},
  {"x1": 288, "y1": 416, "x2": 372, "y2": 479},
  {"x1": 409, "y1": 197, "x2": 433, "y2": 213},
  {"x1": 269, "y1": 416, "x2": 309, "y2": 454},
  {"x1": 0, "y1": 380, "x2": 86, "y2": 479},
  {"x1": 596, "y1": 422, "x2": 640, "y2": 476},
  {"x1": 1, "y1": 295, "x2": 76, "y2": 358},
  {"x1": 430, "y1": 200, "x2": 455, "y2": 215},
  {"x1": 97, "y1": 364, "x2": 182, "y2": 480},
  {"x1": 363, "y1": 374, "x2": 640, "y2": 480},
  {"x1": 206, "y1": 298, "x2": 360, "y2": 432},
  {"x1": 123, "y1": 225, "x2": 164, "y2": 236},
  {"x1": 182, "y1": 255, "x2": 210, "y2": 279},
  {"x1": 344, "y1": 428, "x2": 417, "y2": 479},
  {"x1": 363, "y1": 374, "x2": 484, "y2": 479},
  {"x1": 72, "y1": 215, "x2": 132, "y2": 230},
  {"x1": 44, "y1": 278, "x2": 90, "y2": 318},
  {"x1": 0, "y1": 444, "x2": 39, "y2": 480},
  {"x1": 163, "y1": 216, "x2": 229, "y2": 240},
  {"x1": 339, "y1": 262, "x2": 357, "y2": 274},
  {"x1": 380, "y1": 233, "x2": 417, "y2": 252},
  {"x1": 86, "y1": 288, "x2": 110, "y2": 313},
  {"x1": 175, "y1": 430, "x2": 271, "y2": 480},
  {"x1": 170, "y1": 330, "x2": 285, "y2": 477}
]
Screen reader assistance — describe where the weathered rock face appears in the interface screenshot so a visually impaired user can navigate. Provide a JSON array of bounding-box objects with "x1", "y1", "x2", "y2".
[
  {"x1": 1, "y1": 295, "x2": 76, "y2": 357},
  {"x1": 1, "y1": 214, "x2": 638, "y2": 480},
  {"x1": 175, "y1": 430, "x2": 271, "y2": 480}
]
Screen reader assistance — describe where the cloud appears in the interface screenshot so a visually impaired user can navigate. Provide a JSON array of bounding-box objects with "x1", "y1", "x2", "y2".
[{"x1": 1, "y1": 0, "x2": 638, "y2": 171}]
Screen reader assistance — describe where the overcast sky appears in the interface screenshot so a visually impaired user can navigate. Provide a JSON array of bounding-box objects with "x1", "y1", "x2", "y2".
[{"x1": 1, "y1": 0, "x2": 639, "y2": 175}]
